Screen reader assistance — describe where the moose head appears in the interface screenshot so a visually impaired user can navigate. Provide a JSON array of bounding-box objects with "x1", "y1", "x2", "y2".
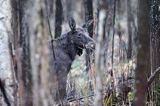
[{"x1": 68, "y1": 17, "x2": 95, "y2": 56}]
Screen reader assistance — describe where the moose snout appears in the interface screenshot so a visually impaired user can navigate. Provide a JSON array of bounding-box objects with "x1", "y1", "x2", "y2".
[{"x1": 85, "y1": 41, "x2": 95, "y2": 50}]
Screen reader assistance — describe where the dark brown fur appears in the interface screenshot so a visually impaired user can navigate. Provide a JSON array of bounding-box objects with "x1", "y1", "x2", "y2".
[{"x1": 49, "y1": 18, "x2": 94, "y2": 103}]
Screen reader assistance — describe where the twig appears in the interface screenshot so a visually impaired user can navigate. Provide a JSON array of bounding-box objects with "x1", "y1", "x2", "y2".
[
  {"x1": 67, "y1": 92, "x2": 109, "y2": 102},
  {"x1": 44, "y1": 0, "x2": 56, "y2": 59},
  {"x1": 67, "y1": 94, "x2": 94, "y2": 102},
  {"x1": 147, "y1": 67, "x2": 160, "y2": 87},
  {"x1": 45, "y1": 4, "x2": 53, "y2": 39},
  {"x1": 111, "y1": 0, "x2": 116, "y2": 68}
]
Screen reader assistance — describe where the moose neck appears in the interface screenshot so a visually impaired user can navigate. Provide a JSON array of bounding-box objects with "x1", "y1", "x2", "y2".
[{"x1": 54, "y1": 33, "x2": 77, "y2": 61}]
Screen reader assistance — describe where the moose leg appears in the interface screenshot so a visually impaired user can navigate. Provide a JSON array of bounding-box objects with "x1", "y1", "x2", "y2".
[{"x1": 57, "y1": 73, "x2": 68, "y2": 103}]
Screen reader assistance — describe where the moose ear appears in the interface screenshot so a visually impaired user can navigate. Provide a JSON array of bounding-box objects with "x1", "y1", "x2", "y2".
[
  {"x1": 82, "y1": 20, "x2": 93, "y2": 29},
  {"x1": 68, "y1": 17, "x2": 76, "y2": 32}
]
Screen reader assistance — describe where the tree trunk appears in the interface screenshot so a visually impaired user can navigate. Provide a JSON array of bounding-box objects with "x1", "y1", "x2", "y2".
[
  {"x1": 127, "y1": 0, "x2": 132, "y2": 60},
  {"x1": 149, "y1": 0, "x2": 160, "y2": 104},
  {"x1": 94, "y1": 0, "x2": 109, "y2": 105},
  {"x1": 0, "y1": 0, "x2": 16, "y2": 105},
  {"x1": 84, "y1": 0, "x2": 93, "y2": 37},
  {"x1": 55, "y1": 0, "x2": 63, "y2": 38},
  {"x1": 19, "y1": 1, "x2": 32, "y2": 105},
  {"x1": 28, "y1": 0, "x2": 51, "y2": 105},
  {"x1": 11, "y1": 0, "x2": 34, "y2": 105},
  {"x1": 84, "y1": 0, "x2": 94, "y2": 73},
  {"x1": 150, "y1": 0, "x2": 160, "y2": 80},
  {"x1": 135, "y1": 0, "x2": 150, "y2": 105}
]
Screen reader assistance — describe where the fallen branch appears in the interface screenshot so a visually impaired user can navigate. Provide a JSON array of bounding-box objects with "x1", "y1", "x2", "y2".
[{"x1": 147, "y1": 67, "x2": 160, "y2": 87}]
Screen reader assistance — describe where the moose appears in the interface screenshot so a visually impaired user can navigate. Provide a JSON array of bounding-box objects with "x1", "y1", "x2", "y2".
[{"x1": 49, "y1": 17, "x2": 95, "y2": 104}]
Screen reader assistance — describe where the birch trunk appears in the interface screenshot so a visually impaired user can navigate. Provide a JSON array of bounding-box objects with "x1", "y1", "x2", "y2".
[{"x1": 0, "y1": 0, "x2": 16, "y2": 105}]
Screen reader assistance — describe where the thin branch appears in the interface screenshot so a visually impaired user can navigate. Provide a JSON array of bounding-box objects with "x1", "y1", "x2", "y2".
[
  {"x1": 44, "y1": 0, "x2": 53, "y2": 39},
  {"x1": 67, "y1": 92, "x2": 107, "y2": 102},
  {"x1": 111, "y1": 0, "x2": 116, "y2": 68},
  {"x1": 147, "y1": 67, "x2": 160, "y2": 86},
  {"x1": 45, "y1": 0, "x2": 56, "y2": 59},
  {"x1": 67, "y1": 94, "x2": 94, "y2": 102}
]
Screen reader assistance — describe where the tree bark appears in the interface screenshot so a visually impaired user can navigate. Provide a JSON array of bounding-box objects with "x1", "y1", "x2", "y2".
[
  {"x1": 55, "y1": 0, "x2": 63, "y2": 38},
  {"x1": 0, "y1": 0, "x2": 16, "y2": 105},
  {"x1": 94, "y1": 1, "x2": 109, "y2": 105},
  {"x1": 127, "y1": 0, "x2": 132, "y2": 60},
  {"x1": 135, "y1": 0, "x2": 150, "y2": 105},
  {"x1": 84, "y1": 0, "x2": 94, "y2": 74},
  {"x1": 84, "y1": 0, "x2": 93, "y2": 37},
  {"x1": 150, "y1": 0, "x2": 160, "y2": 80},
  {"x1": 149, "y1": 0, "x2": 160, "y2": 104},
  {"x1": 11, "y1": 0, "x2": 33, "y2": 105},
  {"x1": 19, "y1": 1, "x2": 32, "y2": 105},
  {"x1": 28, "y1": 0, "x2": 51, "y2": 105}
]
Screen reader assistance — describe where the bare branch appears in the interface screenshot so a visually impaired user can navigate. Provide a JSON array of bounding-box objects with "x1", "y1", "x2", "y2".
[
  {"x1": 147, "y1": 67, "x2": 160, "y2": 86},
  {"x1": 67, "y1": 94, "x2": 94, "y2": 102},
  {"x1": 45, "y1": 0, "x2": 53, "y2": 39}
]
